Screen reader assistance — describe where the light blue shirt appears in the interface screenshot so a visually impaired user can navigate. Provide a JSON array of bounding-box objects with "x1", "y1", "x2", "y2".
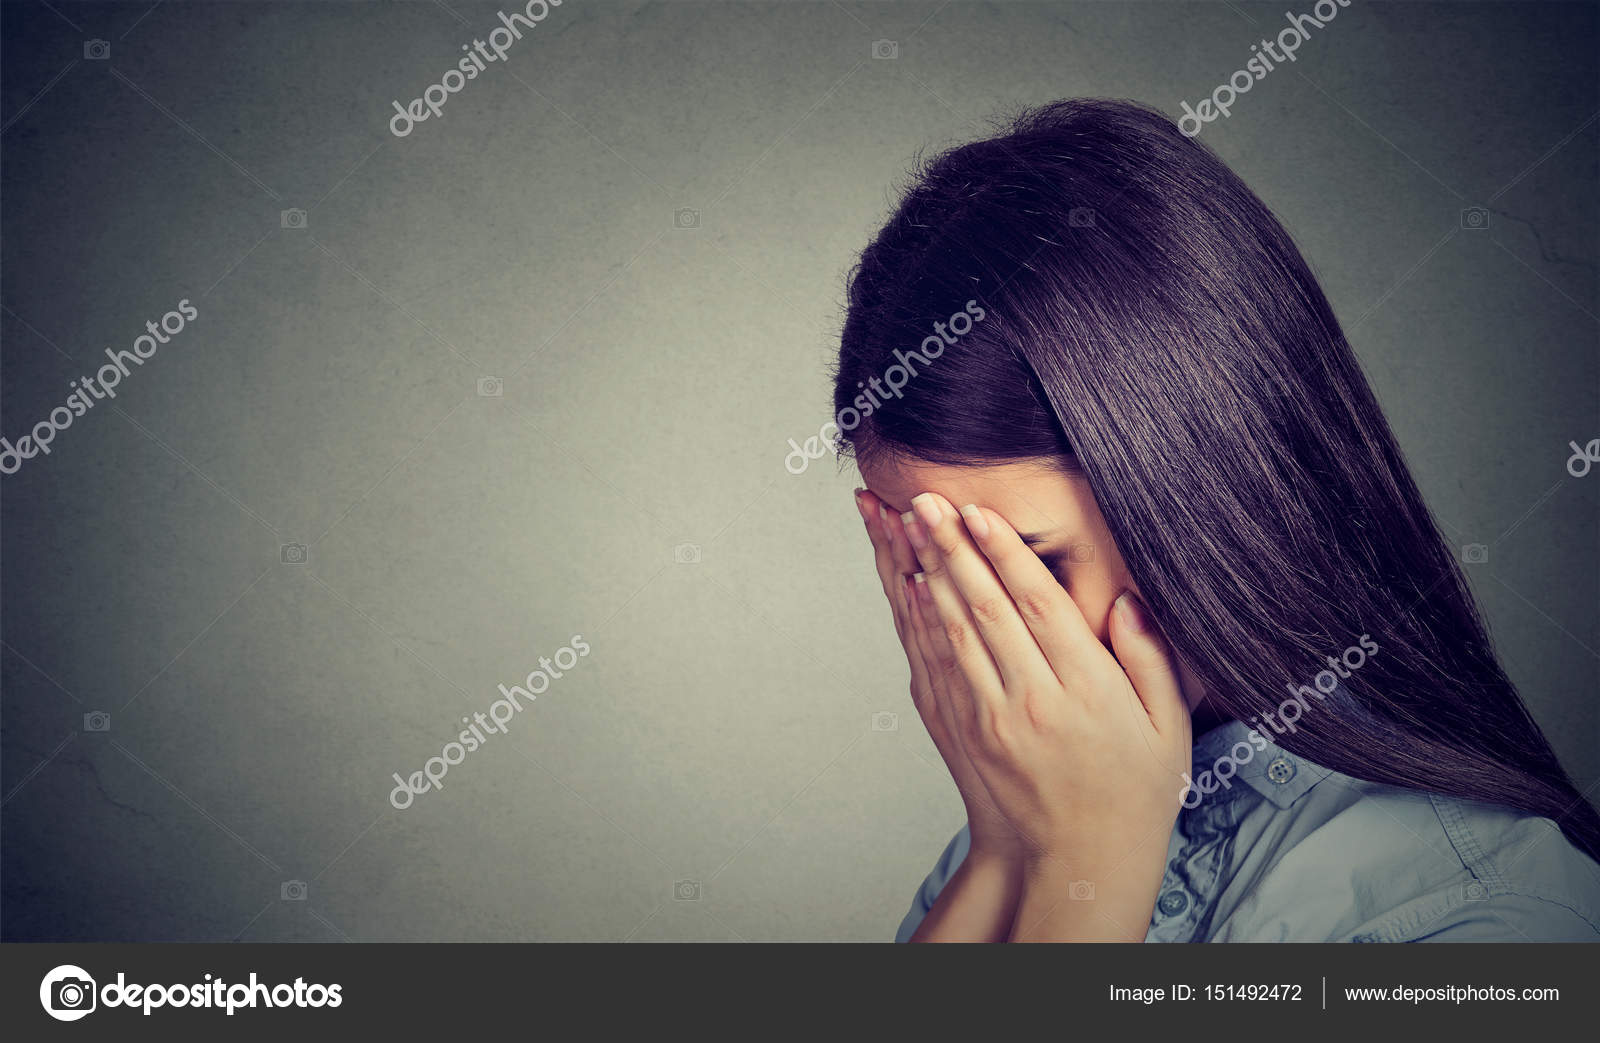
[{"x1": 895, "y1": 720, "x2": 1600, "y2": 942}]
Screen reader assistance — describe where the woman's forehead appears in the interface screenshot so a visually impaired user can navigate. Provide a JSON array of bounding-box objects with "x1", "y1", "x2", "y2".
[{"x1": 859, "y1": 457, "x2": 1080, "y2": 530}]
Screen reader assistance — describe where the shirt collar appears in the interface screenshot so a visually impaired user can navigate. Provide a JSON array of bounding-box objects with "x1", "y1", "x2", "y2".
[{"x1": 1188, "y1": 720, "x2": 1334, "y2": 810}]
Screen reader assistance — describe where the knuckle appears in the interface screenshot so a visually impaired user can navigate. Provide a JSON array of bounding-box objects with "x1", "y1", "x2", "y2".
[
  {"x1": 930, "y1": 527, "x2": 965, "y2": 557},
  {"x1": 941, "y1": 617, "x2": 976, "y2": 652},
  {"x1": 1057, "y1": 666, "x2": 1091, "y2": 695},
  {"x1": 1022, "y1": 691, "x2": 1054, "y2": 732},
  {"x1": 1014, "y1": 587, "x2": 1057, "y2": 625},
  {"x1": 976, "y1": 707, "x2": 1012, "y2": 751},
  {"x1": 967, "y1": 595, "x2": 1011, "y2": 628}
]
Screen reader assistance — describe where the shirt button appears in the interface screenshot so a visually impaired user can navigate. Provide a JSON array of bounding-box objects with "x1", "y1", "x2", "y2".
[
  {"x1": 1266, "y1": 756, "x2": 1297, "y2": 784},
  {"x1": 1157, "y1": 890, "x2": 1189, "y2": 916}
]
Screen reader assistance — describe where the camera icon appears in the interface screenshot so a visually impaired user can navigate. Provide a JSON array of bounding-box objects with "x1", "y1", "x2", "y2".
[
  {"x1": 1461, "y1": 543, "x2": 1489, "y2": 565},
  {"x1": 1068, "y1": 879, "x2": 1096, "y2": 901},
  {"x1": 871, "y1": 711, "x2": 899, "y2": 732},
  {"x1": 673, "y1": 879, "x2": 701, "y2": 901},
  {"x1": 1463, "y1": 880, "x2": 1490, "y2": 902},
  {"x1": 280, "y1": 208, "x2": 308, "y2": 230},
  {"x1": 83, "y1": 39, "x2": 110, "y2": 60},
  {"x1": 871, "y1": 39, "x2": 898, "y2": 60},
  {"x1": 477, "y1": 376, "x2": 504, "y2": 397},
  {"x1": 673, "y1": 207, "x2": 700, "y2": 230},
  {"x1": 82, "y1": 711, "x2": 111, "y2": 733},
  {"x1": 281, "y1": 879, "x2": 308, "y2": 901},
  {"x1": 1068, "y1": 543, "x2": 1096, "y2": 563},
  {"x1": 280, "y1": 542, "x2": 308, "y2": 565},
  {"x1": 41, "y1": 965, "x2": 97, "y2": 1021},
  {"x1": 673, "y1": 541, "x2": 701, "y2": 564},
  {"x1": 1460, "y1": 206, "x2": 1489, "y2": 230},
  {"x1": 53, "y1": 977, "x2": 95, "y2": 1011},
  {"x1": 1068, "y1": 208, "x2": 1096, "y2": 228}
]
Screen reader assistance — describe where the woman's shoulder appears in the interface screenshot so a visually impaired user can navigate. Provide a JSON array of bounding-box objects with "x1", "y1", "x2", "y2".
[
  {"x1": 1216, "y1": 767, "x2": 1600, "y2": 942},
  {"x1": 1361, "y1": 786, "x2": 1600, "y2": 942}
]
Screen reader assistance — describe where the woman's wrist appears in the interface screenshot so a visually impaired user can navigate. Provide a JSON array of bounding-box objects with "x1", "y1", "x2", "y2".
[
  {"x1": 962, "y1": 845, "x2": 1024, "y2": 881},
  {"x1": 908, "y1": 848, "x2": 1024, "y2": 942},
  {"x1": 1008, "y1": 856, "x2": 1160, "y2": 943},
  {"x1": 965, "y1": 820, "x2": 1026, "y2": 866}
]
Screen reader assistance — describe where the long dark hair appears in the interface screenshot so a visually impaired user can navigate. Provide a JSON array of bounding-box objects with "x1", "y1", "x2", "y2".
[{"x1": 834, "y1": 98, "x2": 1600, "y2": 863}]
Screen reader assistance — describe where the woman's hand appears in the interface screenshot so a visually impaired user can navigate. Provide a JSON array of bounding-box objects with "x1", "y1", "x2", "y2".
[
  {"x1": 857, "y1": 487, "x2": 1026, "y2": 942},
  {"x1": 854, "y1": 489, "x2": 1024, "y2": 865},
  {"x1": 897, "y1": 492, "x2": 1193, "y2": 942}
]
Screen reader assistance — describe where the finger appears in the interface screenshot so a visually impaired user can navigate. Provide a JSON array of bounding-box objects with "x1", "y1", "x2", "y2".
[
  {"x1": 860, "y1": 489, "x2": 938, "y2": 721},
  {"x1": 907, "y1": 570, "x2": 976, "y2": 731},
  {"x1": 899, "y1": 574, "x2": 939, "y2": 722},
  {"x1": 1109, "y1": 592, "x2": 1189, "y2": 737},
  {"x1": 856, "y1": 489, "x2": 908, "y2": 636},
  {"x1": 877, "y1": 501, "x2": 929, "y2": 649},
  {"x1": 905, "y1": 576, "x2": 1009, "y2": 827},
  {"x1": 955, "y1": 502, "x2": 1102, "y2": 676},
  {"x1": 899, "y1": 497, "x2": 1006, "y2": 704},
  {"x1": 884, "y1": 496, "x2": 922, "y2": 585},
  {"x1": 910, "y1": 492, "x2": 1056, "y2": 695}
]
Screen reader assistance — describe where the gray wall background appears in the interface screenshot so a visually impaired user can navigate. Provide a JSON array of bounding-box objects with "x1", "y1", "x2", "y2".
[{"x1": 1, "y1": 0, "x2": 1595, "y2": 941}]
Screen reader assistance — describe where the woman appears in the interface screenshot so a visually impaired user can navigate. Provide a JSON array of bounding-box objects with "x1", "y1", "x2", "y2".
[{"x1": 836, "y1": 99, "x2": 1600, "y2": 942}]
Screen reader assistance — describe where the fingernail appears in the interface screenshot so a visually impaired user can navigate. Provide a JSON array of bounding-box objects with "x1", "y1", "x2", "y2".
[
  {"x1": 913, "y1": 571, "x2": 932, "y2": 603},
  {"x1": 1116, "y1": 593, "x2": 1148, "y2": 633},
  {"x1": 854, "y1": 489, "x2": 872, "y2": 524},
  {"x1": 901, "y1": 511, "x2": 929, "y2": 549},
  {"x1": 911, "y1": 493, "x2": 941, "y2": 530},
  {"x1": 958, "y1": 503, "x2": 989, "y2": 540}
]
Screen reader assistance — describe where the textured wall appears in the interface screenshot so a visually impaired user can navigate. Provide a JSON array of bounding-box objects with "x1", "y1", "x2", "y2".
[{"x1": 2, "y1": 0, "x2": 1595, "y2": 941}]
